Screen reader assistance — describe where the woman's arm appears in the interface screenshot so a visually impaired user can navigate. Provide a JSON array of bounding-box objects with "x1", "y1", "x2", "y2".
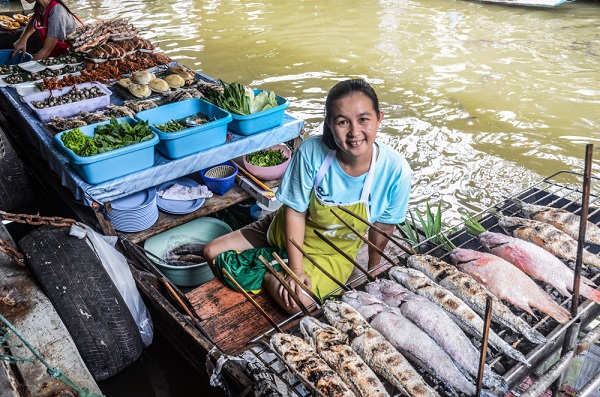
[
  {"x1": 32, "y1": 36, "x2": 58, "y2": 60},
  {"x1": 12, "y1": 20, "x2": 36, "y2": 56},
  {"x1": 367, "y1": 222, "x2": 395, "y2": 270}
]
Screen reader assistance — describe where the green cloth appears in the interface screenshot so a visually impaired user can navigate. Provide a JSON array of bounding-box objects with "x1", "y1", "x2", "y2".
[{"x1": 214, "y1": 247, "x2": 287, "y2": 294}]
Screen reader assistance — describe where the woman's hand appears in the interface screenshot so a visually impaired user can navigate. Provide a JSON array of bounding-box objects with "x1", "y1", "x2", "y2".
[
  {"x1": 12, "y1": 38, "x2": 27, "y2": 58},
  {"x1": 278, "y1": 269, "x2": 311, "y2": 309}
]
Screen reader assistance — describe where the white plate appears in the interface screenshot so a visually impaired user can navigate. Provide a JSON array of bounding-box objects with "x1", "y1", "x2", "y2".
[
  {"x1": 18, "y1": 61, "x2": 46, "y2": 73},
  {"x1": 46, "y1": 63, "x2": 66, "y2": 70},
  {"x1": 16, "y1": 83, "x2": 39, "y2": 97}
]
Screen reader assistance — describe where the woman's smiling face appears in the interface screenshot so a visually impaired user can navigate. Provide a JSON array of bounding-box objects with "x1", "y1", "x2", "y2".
[{"x1": 329, "y1": 92, "x2": 383, "y2": 159}]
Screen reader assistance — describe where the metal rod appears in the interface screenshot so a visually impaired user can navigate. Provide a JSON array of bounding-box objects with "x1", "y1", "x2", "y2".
[
  {"x1": 553, "y1": 319, "x2": 582, "y2": 396},
  {"x1": 288, "y1": 237, "x2": 350, "y2": 291},
  {"x1": 335, "y1": 205, "x2": 416, "y2": 255},
  {"x1": 476, "y1": 296, "x2": 493, "y2": 397},
  {"x1": 572, "y1": 144, "x2": 593, "y2": 317},
  {"x1": 271, "y1": 252, "x2": 321, "y2": 306},
  {"x1": 329, "y1": 208, "x2": 398, "y2": 267},
  {"x1": 221, "y1": 268, "x2": 282, "y2": 333},
  {"x1": 313, "y1": 229, "x2": 375, "y2": 282},
  {"x1": 259, "y1": 255, "x2": 311, "y2": 316}
]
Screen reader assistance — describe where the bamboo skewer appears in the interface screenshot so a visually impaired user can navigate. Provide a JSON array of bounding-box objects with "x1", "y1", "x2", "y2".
[
  {"x1": 222, "y1": 268, "x2": 282, "y2": 333},
  {"x1": 232, "y1": 160, "x2": 276, "y2": 199},
  {"x1": 259, "y1": 255, "x2": 311, "y2": 316},
  {"x1": 476, "y1": 296, "x2": 493, "y2": 397},
  {"x1": 314, "y1": 230, "x2": 375, "y2": 282},
  {"x1": 288, "y1": 238, "x2": 350, "y2": 292},
  {"x1": 335, "y1": 205, "x2": 416, "y2": 255},
  {"x1": 328, "y1": 209, "x2": 398, "y2": 266},
  {"x1": 271, "y1": 252, "x2": 321, "y2": 306}
]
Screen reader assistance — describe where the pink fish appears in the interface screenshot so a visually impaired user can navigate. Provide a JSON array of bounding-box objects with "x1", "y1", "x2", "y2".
[
  {"x1": 478, "y1": 231, "x2": 600, "y2": 304},
  {"x1": 449, "y1": 248, "x2": 571, "y2": 324}
]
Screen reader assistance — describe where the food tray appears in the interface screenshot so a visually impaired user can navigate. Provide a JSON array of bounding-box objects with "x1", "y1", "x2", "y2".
[
  {"x1": 53, "y1": 117, "x2": 159, "y2": 184},
  {"x1": 23, "y1": 82, "x2": 111, "y2": 122},
  {"x1": 135, "y1": 98, "x2": 232, "y2": 159},
  {"x1": 227, "y1": 90, "x2": 290, "y2": 136}
]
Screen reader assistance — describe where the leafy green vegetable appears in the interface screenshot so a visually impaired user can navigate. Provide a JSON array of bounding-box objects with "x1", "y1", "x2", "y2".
[
  {"x1": 246, "y1": 148, "x2": 288, "y2": 167},
  {"x1": 206, "y1": 81, "x2": 278, "y2": 115},
  {"x1": 61, "y1": 128, "x2": 98, "y2": 156}
]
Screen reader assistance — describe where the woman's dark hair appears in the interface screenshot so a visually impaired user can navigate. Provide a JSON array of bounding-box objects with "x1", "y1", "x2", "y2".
[
  {"x1": 322, "y1": 79, "x2": 380, "y2": 150},
  {"x1": 35, "y1": 0, "x2": 77, "y2": 21}
]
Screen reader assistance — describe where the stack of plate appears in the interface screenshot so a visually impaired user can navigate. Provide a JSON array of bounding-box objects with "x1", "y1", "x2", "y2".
[
  {"x1": 108, "y1": 188, "x2": 159, "y2": 232},
  {"x1": 156, "y1": 177, "x2": 205, "y2": 215}
]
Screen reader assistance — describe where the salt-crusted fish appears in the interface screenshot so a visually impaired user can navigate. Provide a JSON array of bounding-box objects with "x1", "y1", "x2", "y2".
[
  {"x1": 478, "y1": 231, "x2": 600, "y2": 304},
  {"x1": 389, "y1": 266, "x2": 530, "y2": 366},
  {"x1": 449, "y1": 248, "x2": 571, "y2": 324},
  {"x1": 513, "y1": 199, "x2": 600, "y2": 245},
  {"x1": 299, "y1": 316, "x2": 390, "y2": 397},
  {"x1": 406, "y1": 254, "x2": 547, "y2": 344},
  {"x1": 498, "y1": 216, "x2": 600, "y2": 270},
  {"x1": 270, "y1": 333, "x2": 356, "y2": 397},
  {"x1": 342, "y1": 291, "x2": 492, "y2": 397},
  {"x1": 322, "y1": 300, "x2": 439, "y2": 397},
  {"x1": 366, "y1": 279, "x2": 509, "y2": 394}
]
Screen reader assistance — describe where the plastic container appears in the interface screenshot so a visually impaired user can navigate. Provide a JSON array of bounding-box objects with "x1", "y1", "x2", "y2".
[
  {"x1": 135, "y1": 98, "x2": 232, "y2": 159},
  {"x1": 53, "y1": 117, "x2": 159, "y2": 184},
  {"x1": 143, "y1": 217, "x2": 233, "y2": 287},
  {"x1": 200, "y1": 161, "x2": 238, "y2": 195},
  {"x1": 0, "y1": 49, "x2": 33, "y2": 65},
  {"x1": 243, "y1": 144, "x2": 291, "y2": 181},
  {"x1": 23, "y1": 82, "x2": 111, "y2": 122},
  {"x1": 227, "y1": 90, "x2": 289, "y2": 136}
]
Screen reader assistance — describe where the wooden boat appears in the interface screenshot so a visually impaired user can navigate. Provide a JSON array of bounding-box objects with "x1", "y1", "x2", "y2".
[{"x1": 468, "y1": 0, "x2": 568, "y2": 6}]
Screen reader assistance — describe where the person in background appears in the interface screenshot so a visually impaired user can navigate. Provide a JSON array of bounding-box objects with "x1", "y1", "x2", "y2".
[
  {"x1": 12, "y1": 0, "x2": 82, "y2": 60},
  {"x1": 205, "y1": 79, "x2": 412, "y2": 314}
]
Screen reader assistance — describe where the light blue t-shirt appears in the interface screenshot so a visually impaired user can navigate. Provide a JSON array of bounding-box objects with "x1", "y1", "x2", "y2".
[{"x1": 276, "y1": 136, "x2": 412, "y2": 224}]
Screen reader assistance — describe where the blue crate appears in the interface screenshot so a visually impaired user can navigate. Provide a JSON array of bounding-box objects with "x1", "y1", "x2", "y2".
[
  {"x1": 54, "y1": 117, "x2": 159, "y2": 184},
  {"x1": 0, "y1": 49, "x2": 32, "y2": 65},
  {"x1": 228, "y1": 90, "x2": 290, "y2": 136},
  {"x1": 135, "y1": 98, "x2": 232, "y2": 160}
]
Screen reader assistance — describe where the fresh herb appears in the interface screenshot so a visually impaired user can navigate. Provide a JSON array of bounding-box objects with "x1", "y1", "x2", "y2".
[
  {"x1": 246, "y1": 148, "x2": 288, "y2": 167},
  {"x1": 154, "y1": 119, "x2": 187, "y2": 132},
  {"x1": 61, "y1": 128, "x2": 98, "y2": 156},
  {"x1": 397, "y1": 202, "x2": 456, "y2": 251}
]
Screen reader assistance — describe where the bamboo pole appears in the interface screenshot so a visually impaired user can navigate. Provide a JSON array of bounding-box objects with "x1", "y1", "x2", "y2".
[
  {"x1": 271, "y1": 252, "x2": 321, "y2": 306},
  {"x1": 259, "y1": 255, "x2": 311, "y2": 316},
  {"x1": 313, "y1": 229, "x2": 375, "y2": 282},
  {"x1": 476, "y1": 296, "x2": 493, "y2": 397}
]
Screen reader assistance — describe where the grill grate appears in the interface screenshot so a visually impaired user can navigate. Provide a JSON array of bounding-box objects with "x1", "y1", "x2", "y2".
[{"x1": 244, "y1": 171, "x2": 600, "y2": 396}]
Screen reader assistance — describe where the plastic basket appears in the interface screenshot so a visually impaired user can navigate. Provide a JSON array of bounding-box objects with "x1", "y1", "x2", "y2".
[
  {"x1": 227, "y1": 90, "x2": 289, "y2": 136},
  {"x1": 200, "y1": 162, "x2": 238, "y2": 195},
  {"x1": 0, "y1": 49, "x2": 33, "y2": 65}
]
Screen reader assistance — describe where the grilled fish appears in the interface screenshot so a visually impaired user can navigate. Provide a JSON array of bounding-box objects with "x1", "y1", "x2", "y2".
[
  {"x1": 270, "y1": 333, "x2": 356, "y2": 397},
  {"x1": 479, "y1": 231, "x2": 600, "y2": 304},
  {"x1": 513, "y1": 199, "x2": 600, "y2": 245},
  {"x1": 449, "y1": 248, "x2": 571, "y2": 324},
  {"x1": 322, "y1": 300, "x2": 439, "y2": 397},
  {"x1": 498, "y1": 216, "x2": 600, "y2": 270},
  {"x1": 299, "y1": 316, "x2": 390, "y2": 397},
  {"x1": 366, "y1": 279, "x2": 509, "y2": 394},
  {"x1": 407, "y1": 254, "x2": 547, "y2": 344},
  {"x1": 342, "y1": 291, "x2": 483, "y2": 397},
  {"x1": 389, "y1": 266, "x2": 530, "y2": 366}
]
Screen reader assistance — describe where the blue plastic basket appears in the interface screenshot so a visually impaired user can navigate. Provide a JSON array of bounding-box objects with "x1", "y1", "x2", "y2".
[
  {"x1": 136, "y1": 98, "x2": 232, "y2": 159},
  {"x1": 227, "y1": 90, "x2": 290, "y2": 136},
  {"x1": 0, "y1": 49, "x2": 33, "y2": 65},
  {"x1": 54, "y1": 117, "x2": 159, "y2": 184},
  {"x1": 200, "y1": 161, "x2": 238, "y2": 195}
]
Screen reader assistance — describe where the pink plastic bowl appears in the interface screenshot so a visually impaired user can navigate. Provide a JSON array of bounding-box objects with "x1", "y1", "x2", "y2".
[{"x1": 243, "y1": 144, "x2": 291, "y2": 181}]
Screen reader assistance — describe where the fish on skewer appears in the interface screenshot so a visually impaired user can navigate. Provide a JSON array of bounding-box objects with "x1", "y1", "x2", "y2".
[
  {"x1": 449, "y1": 248, "x2": 571, "y2": 324},
  {"x1": 478, "y1": 231, "x2": 600, "y2": 304},
  {"x1": 270, "y1": 333, "x2": 356, "y2": 397},
  {"x1": 342, "y1": 291, "x2": 496, "y2": 397},
  {"x1": 299, "y1": 316, "x2": 390, "y2": 397},
  {"x1": 512, "y1": 199, "x2": 600, "y2": 245},
  {"x1": 366, "y1": 279, "x2": 509, "y2": 394},
  {"x1": 498, "y1": 216, "x2": 600, "y2": 270},
  {"x1": 322, "y1": 300, "x2": 440, "y2": 397},
  {"x1": 389, "y1": 266, "x2": 530, "y2": 366},
  {"x1": 407, "y1": 254, "x2": 547, "y2": 344}
]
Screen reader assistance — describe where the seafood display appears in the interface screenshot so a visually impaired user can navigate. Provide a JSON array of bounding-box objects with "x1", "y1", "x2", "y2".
[
  {"x1": 406, "y1": 254, "x2": 547, "y2": 344},
  {"x1": 270, "y1": 333, "x2": 356, "y2": 397},
  {"x1": 67, "y1": 19, "x2": 140, "y2": 53},
  {"x1": 449, "y1": 248, "x2": 571, "y2": 324}
]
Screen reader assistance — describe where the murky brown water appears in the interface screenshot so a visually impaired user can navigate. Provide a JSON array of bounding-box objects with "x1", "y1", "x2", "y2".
[{"x1": 72, "y1": 0, "x2": 600, "y2": 221}]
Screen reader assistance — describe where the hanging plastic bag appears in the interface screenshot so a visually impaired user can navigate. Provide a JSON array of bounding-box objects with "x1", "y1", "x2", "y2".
[{"x1": 70, "y1": 223, "x2": 154, "y2": 347}]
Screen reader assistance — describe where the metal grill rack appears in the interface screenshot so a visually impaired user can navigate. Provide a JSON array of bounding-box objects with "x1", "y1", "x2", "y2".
[{"x1": 244, "y1": 171, "x2": 600, "y2": 396}]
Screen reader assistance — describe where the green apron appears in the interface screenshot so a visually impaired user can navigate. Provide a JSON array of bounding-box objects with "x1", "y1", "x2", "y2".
[{"x1": 268, "y1": 145, "x2": 377, "y2": 300}]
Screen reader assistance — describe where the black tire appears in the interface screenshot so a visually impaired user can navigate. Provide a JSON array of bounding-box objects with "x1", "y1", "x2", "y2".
[
  {"x1": 18, "y1": 225, "x2": 143, "y2": 381},
  {"x1": 0, "y1": 126, "x2": 36, "y2": 212}
]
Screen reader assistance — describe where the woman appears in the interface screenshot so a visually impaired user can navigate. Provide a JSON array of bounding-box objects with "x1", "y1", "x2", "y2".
[
  {"x1": 205, "y1": 79, "x2": 412, "y2": 314},
  {"x1": 13, "y1": 0, "x2": 82, "y2": 60}
]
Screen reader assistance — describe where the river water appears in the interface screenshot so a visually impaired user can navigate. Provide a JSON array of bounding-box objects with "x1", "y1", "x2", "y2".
[{"x1": 71, "y1": 0, "x2": 600, "y2": 222}]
